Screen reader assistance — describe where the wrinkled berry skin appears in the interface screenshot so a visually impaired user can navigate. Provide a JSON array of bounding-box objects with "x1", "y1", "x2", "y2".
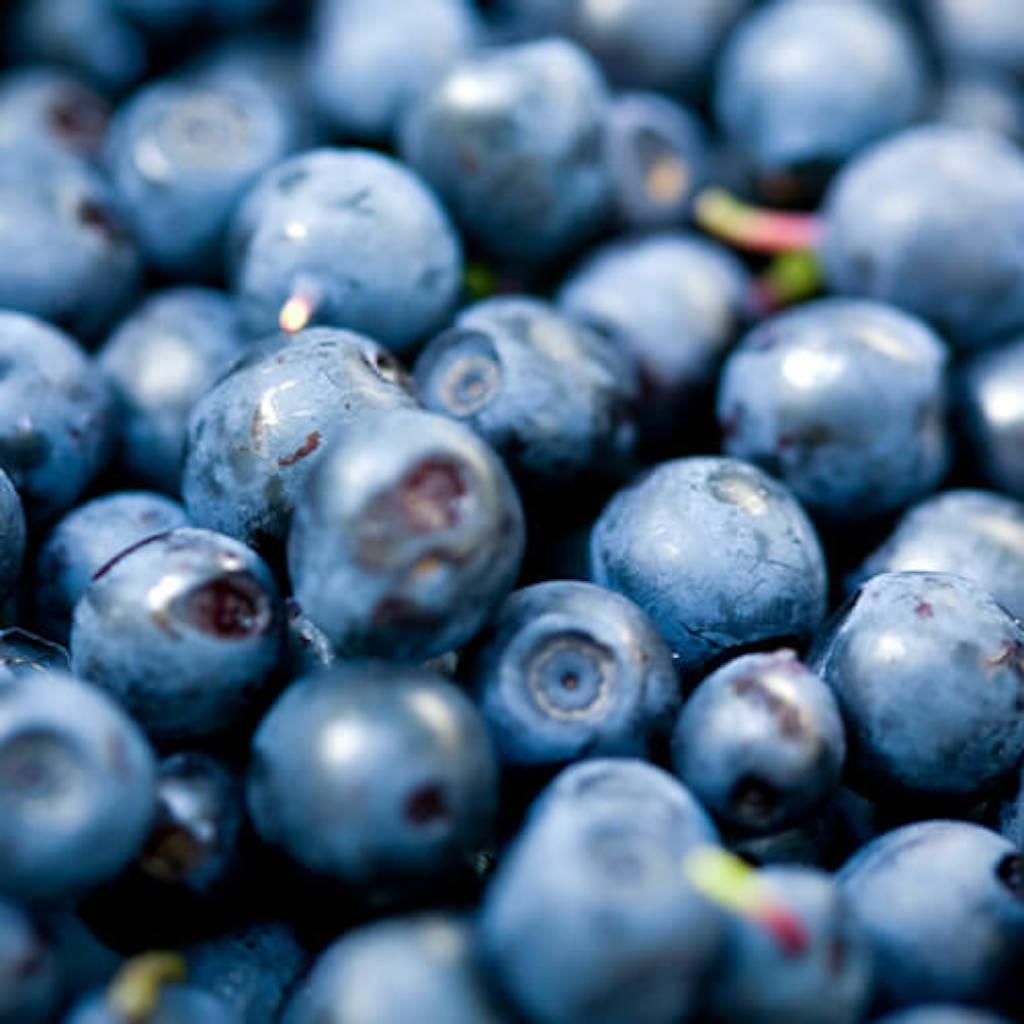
[
  {"x1": 247, "y1": 663, "x2": 498, "y2": 887},
  {"x1": 812, "y1": 572, "x2": 1024, "y2": 801},
  {"x1": 288, "y1": 408, "x2": 525, "y2": 661},
  {"x1": 591, "y1": 457, "x2": 827, "y2": 675},
  {"x1": 183, "y1": 328, "x2": 416, "y2": 551},
  {"x1": 0, "y1": 152, "x2": 140, "y2": 343},
  {"x1": 821, "y1": 126, "x2": 1024, "y2": 350},
  {"x1": 603, "y1": 92, "x2": 707, "y2": 230},
  {"x1": 309, "y1": 0, "x2": 479, "y2": 142},
  {"x1": 400, "y1": 39, "x2": 611, "y2": 266},
  {"x1": 186, "y1": 921, "x2": 309, "y2": 1024},
  {"x1": 707, "y1": 867, "x2": 874, "y2": 1024},
  {"x1": 559, "y1": 233, "x2": 749, "y2": 440},
  {"x1": 715, "y1": 0, "x2": 926, "y2": 198},
  {"x1": 852, "y1": 489, "x2": 1024, "y2": 621},
  {"x1": 106, "y1": 78, "x2": 294, "y2": 279},
  {"x1": 0, "y1": 898, "x2": 60, "y2": 1023},
  {"x1": 480, "y1": 766, "x2": 724, "y2": 1024},
  {"x1": 0, "y1": 671, "x2": 156, "y2": 904},
  {"x1": 100, "y1": 288, "x2": 247, "y2": 494},
  {"x1": 230, "y1": 149, "x2": 462, "y2": 352},
  {"x1": 0, "y1": 67, "x2": 109, "y2": 162},
  {"x1": 414, "y1": 297, "x2": 638, "y2": 485},
  {"x1": 283, "y1": 915, "x2": 507, "y2": 1024},
  {"x1": 672, "y1": 650, "x2": 845, "y2": 836},
  {"x1": 839, "y1": 821, "x2": 1024, "y2": 1012},
  {"x1": 35, "y1": 490, "x2": 188, "y2": 644},
  {"x1": 718, "y1": 299, "x2": 951, "y2": 519},
  {"x1": 923, "y1": 0, "x2": 1024, "y2": 81},
  {"x1": 0, "y1": 470, "x2": 25, "y2": 600},
  {"x1": 468, "y1": 581, "x2": 679, "y2": 767},
  {"x1": 139, "y1": 752, "x2": 243, "y2": 896},
  {"x1": 961, "y1": 335, "x2": 1024, "y2": 500},
  {"x1": 71, "y1": 527, "x2": 283, "y2": 743},
  {"x1": 66, "y1": 984, "x2": 235, "y2": 1024},
  {"x1": 0, "y1": 313, "x2": 114, "y2": 524}
]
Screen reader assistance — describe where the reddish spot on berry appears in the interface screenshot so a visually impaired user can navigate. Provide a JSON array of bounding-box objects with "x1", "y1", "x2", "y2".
[
  {"x1": 277, "y1": 430, "x2": 321, "y2": 468},
  {"x1": 399, "y1": 459, "x2": 466, "y2": 533},
  {"x1": 915, "y1": 601, "x2": 934, "y2": 619},
  {"x1": 179, "y1": 574, "x2": 271, "y2": 639},
  {"x1": 404, "y1": 783, "x2": 448, "y2": 825}
]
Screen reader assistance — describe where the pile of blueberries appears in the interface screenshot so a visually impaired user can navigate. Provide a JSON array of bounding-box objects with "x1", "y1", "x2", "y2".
[{"x1": 2, "y1": 0, "x2": 1024, "y2": 1021}]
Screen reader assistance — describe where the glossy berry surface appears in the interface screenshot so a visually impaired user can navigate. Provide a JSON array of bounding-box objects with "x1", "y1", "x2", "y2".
[
  {"x1": 71, "y1": 527, "x2": 282, "y2": 742},
  {"x1": 248, "y1": 662, "x2": 498, "y2": 887},
  {"x1": 468, "y1": 580, "x2": 679, "y2": 766},
  {"x1": 591, "y1": 456, "x2": 828, "y2": 675}
]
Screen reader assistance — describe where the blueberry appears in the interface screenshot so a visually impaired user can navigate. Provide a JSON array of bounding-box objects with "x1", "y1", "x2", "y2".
[
  {"x1": 812, "y1": 572, "x2": 1024, "y2": 801},
  {"x1": 999, "y1": 764, "x2": 1024, "y2": 849},
  {"x1": 923, "y1": 0, "x2": 1024, "y2": 81},
  {"x1": 672, "y1": 650, "x2": 845, "y2": 836},
  {"x1": 67, "y1": 980, "x2": 235, "y2": 1024},
  {"x1": 874, "y1": 1009, "x2": 1015, "y2": 1024},
  {"x1": 138, "y1": 752, "x2": 243, "y2": 896},
  {"x1": 0, "y1": 671, "x2": 156, "y2": 903},
  {"x1": 282, "y1": 598, "x2": 337, "y2": 678},
  {"x1": 35, "y1": 490, "x2": 188, "y2": 644},
  {"x1": 71, "y1": 527, "x2": 283, "y2": 743},
  {"x1": 821, "y1": 126, "x2": 1024, "y2": 350},
  {"x1": 229, "y1": 149, "x2": 462, "y2": 351},
  {"x1": 0, "y1": 898, "x2": 60, "y2": 1023},
  {"x1": 106, "y1": 78, "x2": 295, "y2": 278},
  {"x1": 707, "y1": 866, "x2": 874, "y2": 1024},
  {"x1": 591, "y1": 456, "x2": 828, "y2": 675},
  {"x1": 183, "y1": 327, "x2": 416, "y2": 551},
  {"x1": 852, "y1": 489, "x2": 1024, "y2": 621},
  {"x1": 0, "y1": 312, "x2": 114, "y2": 523},
  {"x1": 288, "y1": 408, "x2": 525, "y2": 661},
  {"x1": 602, "y1": 91, "x2": 707, "y2": 229},
  {"x1": 467, "y1": 581, "x2": 679, "y2": 767},
  {"x1": 309, "y1": 0, "x2": 479, "y2": 142},
  {"x1": 99, "y1": 288, "x2": 248, "y2": 493},
  {"x1": 0, "y1": 67, "x2": 109, "y2": 161},
  {"x1": 715, "y1": 0, "x2": 926, "y2": 200},
  {"x1": 0, "y1": 152, "x2": 140, "y2": 343},
  {"x1": 961, "y1": 335, "x2": 1024, "y2": 499},
  {"x1": 0, "y1": 469, "x2": 25, "y2": 601},
  {"x1": 717, "y1": 299, "x2": 951, "y2": 519},
  {"x1": 936, "y1": 73, "x2": 1024, "y2": 144},
  {"x1": 414, "y1": 297, "x2": 638, "y2": 485},
  {"x1": 247, "y1": 663, "x2": 498, "y2": 887},
  {"x1": 186, "y1": 922, "x2": 309, "y2": 1024},
  {"x1": 558, "y1": 233, "x2": 750, "y2": 441},
  {"x1": 0, "y1": 628, "x2": 70, "y2": 679},
  {"x1": 480, "y1": 767, "x2": 724, "y2": 1024},
  {"x1": 400, "y1": 39, "x2": 611, "y2": 266},
  {"x1": 839, "y1": 821, "x2": 1024, "y2": 1011},
  {"x1": 283, "y1": 915, "x2": 508, "y2": 1024}
]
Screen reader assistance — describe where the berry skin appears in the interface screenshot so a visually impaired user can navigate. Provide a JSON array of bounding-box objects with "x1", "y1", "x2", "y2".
[
  {"x1": 936, "y1": 73, "x2": 1024, "y2": 144},
  {"x1": 308, "y1": 0, "x2": 479, "y2": 142},
  {"x1": 247, "y1": 663, "x2": 498, "y2": 888},
  {"x1": 821, "y1": 126, "x2": 1024, "y2": 350},
  {"x1": 839, "y1": 821, "x2": 1024, "y2": 1012},
  {"x1": 288, "y1": 408, "x2": 525, "y2": 661},
  {"x1": 852, "y1": 489, "x2": 1024, "y2": 621},
  {"x1": 874, "y1": 1009, "x2": 1014, "y2": 1024},
  {"x1": 717, "y1": 298, "x2": 951, "y2": 520},
  {"x1": 71, "y1": 527, "x2": 283, "y2": 743},
  {"x1": 0, "y1": 898, "x2": 60, "y2": 1023},
  {"x1": 66, "y1": 983, "x2": 236, "y2": 1024},
  {"x1": 672, "y1": 650, "x2": 845, "y2": 837},
  {"x1": 715, "y1": 0, "x2": 926, "y2": 200},
  {"x1": 0, "y1": 151, "x2": 140, "y2": 343},
  {"x1": 229, "y1": 148, "x2": 462, "y2": 352},
  {"x1": 105, "y1": 78, "x2": 295, "y2": 278},
  {"x1": 35, "y1": 490, "x2": 188, "y2": 644},
  {"x1": 812, "y1": 572, "x2": 1024, "y2": 801},
  {"x1": 961, "y1": 335, "x2": 1024, "y2": 500},
  {"x1": 0, "y1": 671, "x2": 156, "y2": 904},
  {"x1": 590, "y1": 456, "x2": 828, "y2": 676},
  {"x1": 0, "y1": 469, "x2": 26, "y2": 601},
  {"x1": 282, "y1": 915, "x2": 509, "y2": 1024},
  {"x1": 182, "y1": 327, "x2": 416, "y2": 552},
  {"x1": 923, "y1": 0, "x2": 1024, "y2": 81},
  {"x1": 400, "y1": 39, "x2": 611, "y2": 266},
  {"x1": 558, "y1": 233, "x2": 750, "y2": 441},
  {"x1": 0, "y1": 312, "x2": 114, "y2": 524},
  {"x1": 468, "y1": 580, "x2": 679, "y2": 767},
  {"x1": 414, "y1": 297, "x2": 638, "y2": 486},
  {"x1": 99, "y1": 288, "x2": 248, "y2": 494},
  {"x1": 707, "y1": 866, "x2": 874, "y2": 1024}
]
